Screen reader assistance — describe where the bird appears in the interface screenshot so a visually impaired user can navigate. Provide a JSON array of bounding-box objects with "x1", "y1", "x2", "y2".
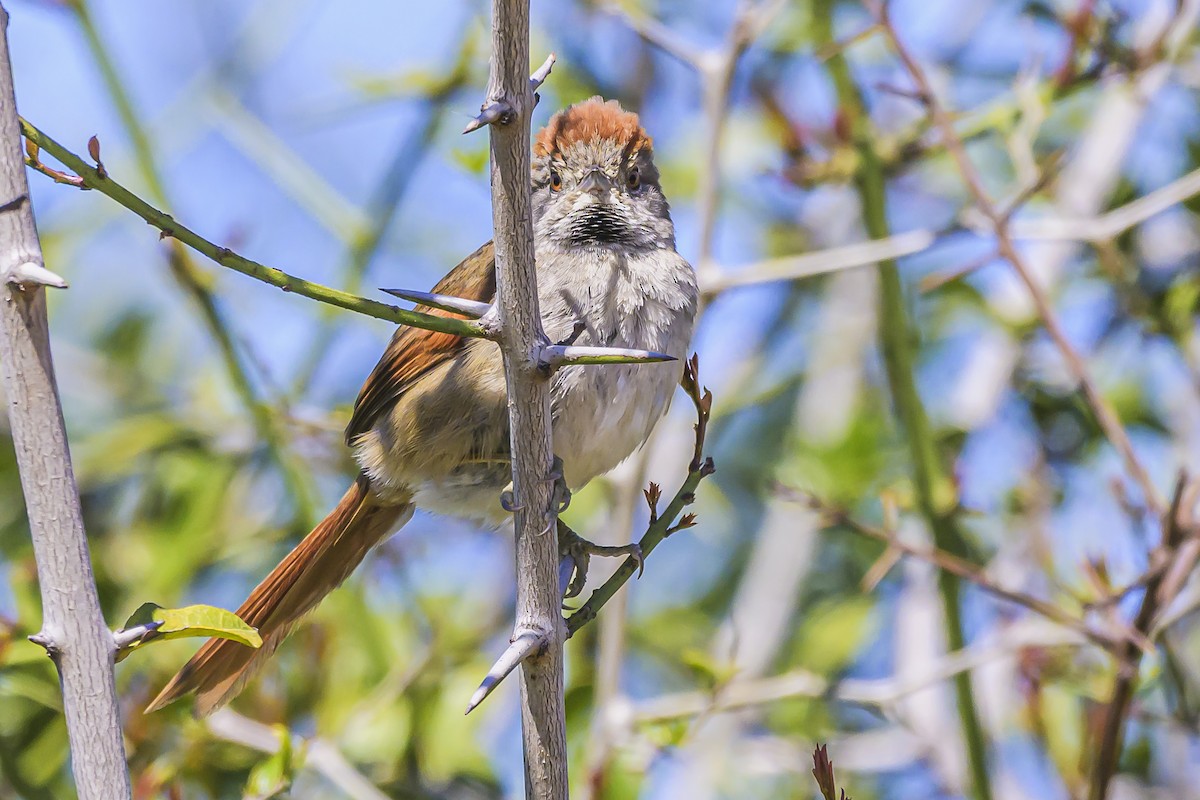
[{"x1": 147, "y1": 97, "x2": 699, "y2": 716}]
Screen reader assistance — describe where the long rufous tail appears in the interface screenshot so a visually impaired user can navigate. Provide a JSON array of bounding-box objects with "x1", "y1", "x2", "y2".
[{"x1": 146, "y1": 476, "x2": 412, "y2": 716}]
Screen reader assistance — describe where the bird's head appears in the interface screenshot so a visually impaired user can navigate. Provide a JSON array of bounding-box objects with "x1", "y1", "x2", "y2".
[{"x1": 531, "y1": 97, "x2": 674, "y2": 252}]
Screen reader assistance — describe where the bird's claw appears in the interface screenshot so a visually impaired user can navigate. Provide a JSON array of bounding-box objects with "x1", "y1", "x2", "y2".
[
  {"x1": 557, "y1": 520, "x2": 644, "y2": 600},
  {"x1": 546, "y1": 455, "x2": 571, "y2": 513},
  {"x1": 500, "y1": 483, "x2": 523, "y2": 512},
  {"x1": 500, "y1": 456, "x2": 569, "y2": 514}
]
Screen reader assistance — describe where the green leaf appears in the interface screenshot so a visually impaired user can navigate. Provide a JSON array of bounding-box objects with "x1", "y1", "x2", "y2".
[
  {"x1": 243, "y1": 726, "x2": 298, "y2": 800},
  {"x1": 115, "y1": 602, "x2": 261, "y2": 662}
]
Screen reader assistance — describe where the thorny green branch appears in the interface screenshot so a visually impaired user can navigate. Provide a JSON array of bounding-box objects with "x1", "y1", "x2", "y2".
[
  {"x1": 21, "y1": 119, "x2": 484, "y2": 338},
  {"x1": 566, "y1": 355, "x2": 715, "y2": 636}
]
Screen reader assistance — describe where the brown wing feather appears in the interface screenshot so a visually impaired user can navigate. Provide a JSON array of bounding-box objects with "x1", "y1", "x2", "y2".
[{"x1": 346, "y1": 241, "x2": 497, "y2": 444}]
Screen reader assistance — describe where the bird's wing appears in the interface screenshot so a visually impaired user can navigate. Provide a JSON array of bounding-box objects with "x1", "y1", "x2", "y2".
[{"x1": 345, "y1": 241, "x2": 496, "y2": 444}]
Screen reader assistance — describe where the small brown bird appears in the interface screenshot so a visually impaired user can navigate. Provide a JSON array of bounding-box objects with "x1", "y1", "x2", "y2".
[{"x1": 148, "y1": 97, "x2": 698, "y2": 715}]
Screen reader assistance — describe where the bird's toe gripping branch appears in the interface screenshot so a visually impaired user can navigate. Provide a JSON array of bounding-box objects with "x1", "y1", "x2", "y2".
[{"x1": 557, "y1": 519, "x2": 644, "y2": 600}]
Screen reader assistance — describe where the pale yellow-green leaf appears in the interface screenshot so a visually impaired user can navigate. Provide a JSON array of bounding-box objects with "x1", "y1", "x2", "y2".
[{"x1": 115, "y1": 602, "x2": 261, "y2": 661}]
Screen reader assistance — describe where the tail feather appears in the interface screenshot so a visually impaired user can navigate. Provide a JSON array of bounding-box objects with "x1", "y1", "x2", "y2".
[{"x1": 147, "y1": 476, "x2": 412, "y2": 716}]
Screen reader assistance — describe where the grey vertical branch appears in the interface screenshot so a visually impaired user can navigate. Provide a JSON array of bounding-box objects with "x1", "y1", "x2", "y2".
[
  {"x1": 0, "y1": 4, "x2": 131, "y2": 799},
  {"x1": 483, "y1": 0, "x2": 570, "y2": 798}
]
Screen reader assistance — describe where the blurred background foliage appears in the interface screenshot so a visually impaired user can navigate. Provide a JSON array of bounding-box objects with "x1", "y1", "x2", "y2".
[{"x1": 3, "y1": 0, "x2": 1200, "y2": 798}]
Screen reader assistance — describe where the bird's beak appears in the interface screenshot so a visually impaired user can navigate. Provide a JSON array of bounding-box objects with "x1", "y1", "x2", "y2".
[{"x1": 578, "y1": 169, "x2": 613, "y2": 197}]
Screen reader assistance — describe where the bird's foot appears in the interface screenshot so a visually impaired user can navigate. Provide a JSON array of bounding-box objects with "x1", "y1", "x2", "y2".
[
  {"x1": 500, "y1": 455, "x2": 571, "y2": 515},
  {"x1": 546, "y1": 454, "x2": 571, "y2": 514},
  {"x1": 557, "y1": 519, "x2": 644, "y2": 599}
]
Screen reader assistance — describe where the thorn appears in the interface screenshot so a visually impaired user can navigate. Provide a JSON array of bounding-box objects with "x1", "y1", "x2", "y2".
[
  {"x1": 529, "y1": 53, "x2": 556, "y2": 92},
  {"x1": 379, "y1": 287, "x2": 492, "y2": 318},
  {"x1": 113, "y1": 621, "x2": 163, "y2": 649},
  {"x1": 465, "y1": 630, "x2": 546, "y2": 714},
  {"x1": 629, "y1": 543, "x2": 645, "y2": 578},
  {"x1": 462, "y1": 52, "x2": 556, "y2": 135},
  {"x1": 539, "y1": 344, "x2": 676, "y2": 369},
  {"x1": 6, "y1": 261, "x2": 68, "y2": 289},
  {"x1": 28, "y1": 630, "x2": 59, "y2": 657},
  {"x1": 462, "y1": 101, "x2": 513, "y2": 135},
  {"x1": 500, "y1": 490, "x2": 523, "y2": 513}
]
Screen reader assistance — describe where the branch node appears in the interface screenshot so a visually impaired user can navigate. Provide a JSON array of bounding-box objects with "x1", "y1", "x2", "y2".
[
  {"x1": 461, "y1": 52, "x2": 556, "y2": 135},
  {"x1": 28, "y1": 630, "x2": 59, "y2": 657},
  {"x1": 465, "y1": 630, "x2": 547, "y2": 714},
  {"x1": 462, "y1": 100, "x2": 514, "y2": 135}
]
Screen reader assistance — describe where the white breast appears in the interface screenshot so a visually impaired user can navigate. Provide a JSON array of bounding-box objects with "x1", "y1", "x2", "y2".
[{"x1": 536, "y1": 245, "x2": 698, "y2": 488}]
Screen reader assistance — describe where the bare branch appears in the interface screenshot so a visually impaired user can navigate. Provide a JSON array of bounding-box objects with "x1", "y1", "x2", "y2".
[
  {"x1": 785, "y1": 487, "x2": 1122, "y2": 654},
  {"x1": 1089, "y1": 474, "x2": 1198, "y2": 800},
  {"x1": 875, "y1": 2, "x2": 1165, "y2": 516},
  {"x1": 701, "y1": 229, "x2": 937, "y2": 295},
  {"x1": 1003, "y1": 166, "x2": 1200, "y2": 242},
  {"x1": 478, "y1": 7, "x2": 567, "y2": 798},
  {"x1": 633, "y1": 621, "x2": 1084, "y2": 722}
]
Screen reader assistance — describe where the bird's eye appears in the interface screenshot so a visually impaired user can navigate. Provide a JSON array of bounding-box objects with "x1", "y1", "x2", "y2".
[
  {"x1": 550, "y1": 170, "x2": 563, "y2": 192},
  {"x1": 626, "y1": 168, "x2": 640, "y2": 190}
]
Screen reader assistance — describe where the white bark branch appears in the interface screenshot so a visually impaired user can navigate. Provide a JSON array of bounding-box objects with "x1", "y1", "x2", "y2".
[
  {"x1": 481, "y1": 2, "x2": 569, "y2": 797},
  {"x1": 0, "y1": 3, "x2": 130, "y2": 797}
]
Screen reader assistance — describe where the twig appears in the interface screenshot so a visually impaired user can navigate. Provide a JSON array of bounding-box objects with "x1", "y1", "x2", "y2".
[
  {"x1": 634, "y1": 621, "x2": 1085, "y2": 722},
  {"x1": 207, "y1": 708, "x2": 391, "y2": 800},
  {"x1": 784, "y1": 488, "x2": 1121, "y2": 654},
  {"x1": 1089, "y1": 474, "x2": 1198, "y2": 800},
  {"x1": 700, "y1": 229, "x2": 938, "y2": 295},
  {"x1": 601, "y1": 2, "x2": 709, "y2": 72},
  {"x1": 566, "y1": 356, "x2": 715, "y2": 636},
  {"x1": 875, "y1": 0, "x2": 1164, "y2": 516},
  {"x1": 1001, "y1": 166, "x2": 1200, "y2": 242},
  {"x1": 0, "y1": 3, "x2": 131, "y2": 796}
]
